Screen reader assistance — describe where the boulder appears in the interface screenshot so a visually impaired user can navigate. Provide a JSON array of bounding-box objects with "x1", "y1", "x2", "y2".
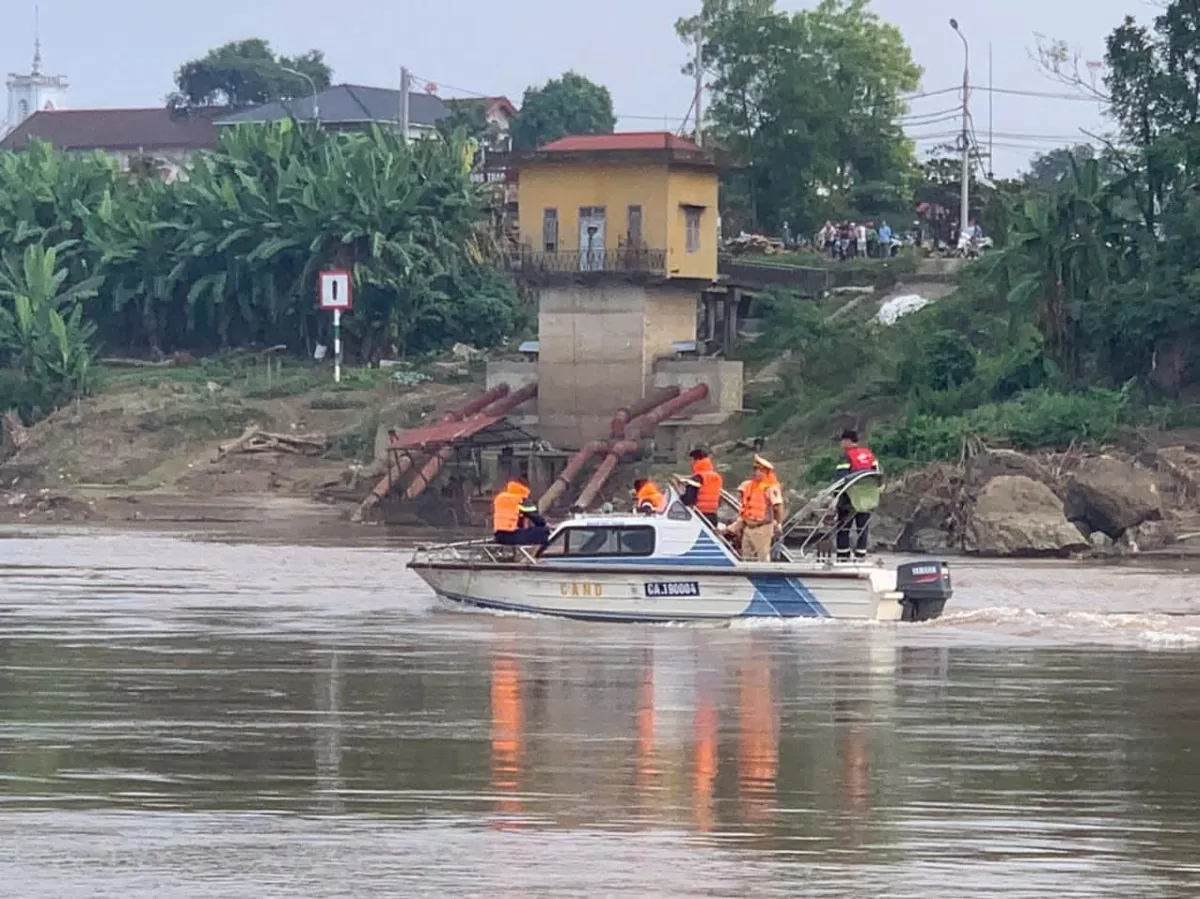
[
  {"x1": 964, "y1": 475, "x2": 1088, "y2": 557},
  {"x1": 1119, "y1": 519, "x2": 1178, "y2": 554},
  {"x1": 1065, "y1": 456, "x2": 1162, "y2": 538},
  {"x1": 964, "y1": 448, "x2": 1055, "y2": 490}
]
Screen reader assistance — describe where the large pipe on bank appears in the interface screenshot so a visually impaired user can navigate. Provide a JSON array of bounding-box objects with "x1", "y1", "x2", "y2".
[
  {"x1": 356, "y1": 384, "x2": 512, "y2": 518},
  {"x1": 404, "y1": 381, "x2": 539, "y2": 502},
  {"x1": 538, "y1": 388, "x2": 684, "y2": 512},
  {"x1": 573, "y1": 383, "x2": 710, "y2": 510},
  {"x1": 610, "y1": 386, "x2": 680, "y2": 439},
  {"x1": 536, "y1": 440, "x2": 609, "y2": 512}
]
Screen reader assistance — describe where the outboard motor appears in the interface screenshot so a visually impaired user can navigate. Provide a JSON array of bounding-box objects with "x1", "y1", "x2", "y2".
[{"x1": 896, "y1": 561, "x2": 953, "y2": 622}]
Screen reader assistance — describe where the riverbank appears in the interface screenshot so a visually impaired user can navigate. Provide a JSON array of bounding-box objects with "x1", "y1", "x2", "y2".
[
  {"x1": 4, "y1": 359, "x2": 1200, "y2": 560},
  {"x1": 0, "y1": 357, "x2": 474, "y2": 529}
]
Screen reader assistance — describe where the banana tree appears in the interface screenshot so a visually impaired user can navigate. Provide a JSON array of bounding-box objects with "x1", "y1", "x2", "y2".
[{"x1": 0, "y1": 243, "x2": 102, "y2": 418}]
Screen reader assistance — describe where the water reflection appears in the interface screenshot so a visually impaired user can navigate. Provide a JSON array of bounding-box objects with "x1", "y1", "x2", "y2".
[
  {"x1": 489, "y1": 651, "x2": 523, "y2": 821},
  {"x1": 737, "y1": 645, "x2": 778, "y2": 825},
  {"x1": 3, "y1": 529, "x2": 1200, "y2": 897}
]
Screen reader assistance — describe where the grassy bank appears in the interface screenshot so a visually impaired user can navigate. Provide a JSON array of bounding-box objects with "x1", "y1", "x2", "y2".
[{"x1": 738, "y1": 265, "x2": 1200, "y2": 484}]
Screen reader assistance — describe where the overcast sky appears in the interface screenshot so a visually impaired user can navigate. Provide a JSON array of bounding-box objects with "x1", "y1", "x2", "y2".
[{"x1": 3, "y1": 0, "x2": 1143, "y2": 175}]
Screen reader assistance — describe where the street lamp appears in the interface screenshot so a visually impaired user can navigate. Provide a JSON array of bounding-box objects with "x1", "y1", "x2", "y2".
[
  {"x1": 949, "y1": 19, "x2": 970, "y2": 249},
  {"x1": 281, "y1": 66, "x2": 320, "y2": 125}
]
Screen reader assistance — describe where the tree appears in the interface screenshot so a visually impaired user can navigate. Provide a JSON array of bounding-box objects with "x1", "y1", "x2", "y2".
[
  {"x1": 0, "y1": 243, "x2": 101, "y2": 419},
  {"x1": 510, "y1": 72, "x2": 615, "y2": 151},
  {"x1": 170, "y1": 39, "x2": 332, "y2": 109},
  {"x1": 681, "y1": 0, "x2": 921, "y2": 232}
]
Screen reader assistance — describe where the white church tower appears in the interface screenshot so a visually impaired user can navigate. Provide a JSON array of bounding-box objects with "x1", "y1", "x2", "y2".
[{"x1": 4, "y1": 7, "x2": 68, "y2": 133}]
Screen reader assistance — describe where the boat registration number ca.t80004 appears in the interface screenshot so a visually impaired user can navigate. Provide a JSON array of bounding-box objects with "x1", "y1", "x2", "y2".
[{"x1": 644, "y1": 581, "x2": 700, "y2": 598}]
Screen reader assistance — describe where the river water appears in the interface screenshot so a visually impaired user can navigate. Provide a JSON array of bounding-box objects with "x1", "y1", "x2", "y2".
[{"x1": 2, "y1": 526, "x2": 1199, "y2": 898}]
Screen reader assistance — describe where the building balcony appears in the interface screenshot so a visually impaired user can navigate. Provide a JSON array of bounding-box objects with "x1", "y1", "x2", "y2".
[{"x1": 506, "y1": 247, "x2": 668, "y2": 280}]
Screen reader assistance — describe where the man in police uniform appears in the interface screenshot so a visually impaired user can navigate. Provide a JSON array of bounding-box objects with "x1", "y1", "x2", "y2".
[{"x1": 723, "y1": 455, "x2": 784, "y2": 562}]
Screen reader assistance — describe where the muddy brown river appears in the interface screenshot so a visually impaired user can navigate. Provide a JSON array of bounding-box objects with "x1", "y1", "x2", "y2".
[{"x1": 2, "y1": 526, "x2": 1199, "y2": 897}]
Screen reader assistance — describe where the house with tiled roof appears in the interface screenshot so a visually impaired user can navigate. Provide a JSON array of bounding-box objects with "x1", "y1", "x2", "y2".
[
  {"x1": 0, "y1": 106, "x2": 225, "y2": 180},
  {"x1": 215, "y1": 83, "x2": 452, "y2": 139}
]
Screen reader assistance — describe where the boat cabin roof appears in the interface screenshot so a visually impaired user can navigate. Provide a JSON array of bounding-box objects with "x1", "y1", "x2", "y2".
[{"x1": 540, "y1": 491, "x2": 736, "y2": 565}]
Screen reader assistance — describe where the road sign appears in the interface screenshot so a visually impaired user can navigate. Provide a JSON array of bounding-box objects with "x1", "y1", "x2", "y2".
[{"x1": 318, "y1": 270, "x2": 352, "y2": 311}]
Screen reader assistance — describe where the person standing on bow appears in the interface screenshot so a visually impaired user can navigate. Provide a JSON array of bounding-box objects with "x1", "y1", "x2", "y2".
[
  {"x1": 834, "y1": 429, "x2": 879, "y2": 562},
  {"x1": 688, "y1": 447, "x2": 724, "y2": 527},
  {"x1": 724, "y1": 456, "x2": 784, "y2": 562}
]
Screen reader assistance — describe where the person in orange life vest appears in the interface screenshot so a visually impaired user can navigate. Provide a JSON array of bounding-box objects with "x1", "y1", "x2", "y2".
[
  {"x1": 492, "y1": 479, "x2": 549, "y2": 546},
  {"x1": 722, "y1": 455, "x2": 784, "y2": 562},
  {"x1": 632, "y1": 478, "x2": 666, "y2": 515},
  {"x1": 688, "y1": 447, "x2": 724, "y2": 527},
  {"x1": 834, "y1": 428, "x2": 878, "y2": 561}
]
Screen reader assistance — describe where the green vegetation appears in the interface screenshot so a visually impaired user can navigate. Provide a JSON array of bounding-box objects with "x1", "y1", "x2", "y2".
[
  {"x1": 169, "y1": 39, "x2": 332, "y2": 110},
  {"x1": 740, "y1": 0, "x2": 1200, "y2": 477},
  {"x1": 0, "y1": 122, "x2": 518, "y2": 424},
  {"x1": 510, "y1": 71, "x2": 616, "y2": 151},
  {"x1": 680, "y1": 0, "x2": 922, "y2": 232}
]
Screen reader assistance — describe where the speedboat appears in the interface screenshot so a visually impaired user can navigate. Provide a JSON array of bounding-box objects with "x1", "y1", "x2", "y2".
[{"x1": 407, "y1": 492, "x2": 952, "y2": 623}]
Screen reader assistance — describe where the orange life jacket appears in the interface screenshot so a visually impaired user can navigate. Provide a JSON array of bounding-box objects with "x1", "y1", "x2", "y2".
[
  {"x1": 739, "y1": 475, "x2": 779, "y2": 524},
  {"x1": 493, "y1": 481, "x2": 531, "y2": 532},
  {"x1": 691, "y1": 457, "x2": 723, "y2": 515},
  {"x1": 636, "y1": 481, "x2": 665, "y2": 513}
]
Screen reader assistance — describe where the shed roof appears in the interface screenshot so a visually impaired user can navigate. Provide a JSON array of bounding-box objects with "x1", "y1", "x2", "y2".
[{"x1": 389, "y1": 414, "x2": 535, "y2": 451}]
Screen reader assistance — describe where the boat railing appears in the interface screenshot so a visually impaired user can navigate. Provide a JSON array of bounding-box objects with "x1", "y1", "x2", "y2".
[{"x1": 411, "y1": 539, "x2": 542, "y2": 566}]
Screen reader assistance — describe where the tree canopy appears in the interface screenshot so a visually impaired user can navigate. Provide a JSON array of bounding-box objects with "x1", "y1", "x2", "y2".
[
  {"x1": 170, "y1": 39, "x2": 333, "y2": 109},
  {"x1": 681, "y1": 0, "x2": 922, "y2": 232},
  {"x1": 510, "y1": 71, "x2": 616, "y2": 151}
]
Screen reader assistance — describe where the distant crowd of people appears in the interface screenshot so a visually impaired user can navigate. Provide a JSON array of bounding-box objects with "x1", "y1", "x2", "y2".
[{"x1": 815, "y1": 221, "x2": 900, "y2": 261}]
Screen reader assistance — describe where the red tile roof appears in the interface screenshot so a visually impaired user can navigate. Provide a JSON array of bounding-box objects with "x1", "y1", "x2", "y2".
[
  {"x1": 538, "y1": 131, "x2": 701, "y2": 153},
  {"x1": 0, "y1": 107, "x2": 225, "y2": 153}
]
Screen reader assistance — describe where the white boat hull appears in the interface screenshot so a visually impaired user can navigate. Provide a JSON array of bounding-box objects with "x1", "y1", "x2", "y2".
[{"x1": 410, "y1": 561, "x2": 905, "y2": 622}]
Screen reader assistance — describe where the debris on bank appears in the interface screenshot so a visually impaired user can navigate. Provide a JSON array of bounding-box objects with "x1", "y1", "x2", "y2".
[{"x1": 877, "y1": 293, "x2": 931, "y2": 326}]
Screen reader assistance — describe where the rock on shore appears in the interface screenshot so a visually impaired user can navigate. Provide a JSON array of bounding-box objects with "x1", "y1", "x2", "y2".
[{"x1": 875, "y1": 446, "x2": 1199, "y2": 558}]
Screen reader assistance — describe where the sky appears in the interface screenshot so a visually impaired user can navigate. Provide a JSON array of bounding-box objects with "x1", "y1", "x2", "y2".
[{"x1": 2, "y1": 0, "x2": 1145, "y2": 176}]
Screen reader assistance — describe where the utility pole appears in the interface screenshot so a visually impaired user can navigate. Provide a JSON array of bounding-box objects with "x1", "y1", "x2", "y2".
[
  {"x1": 399, "y1": 66, "x2": 411, "y2": 142},
  {"x1": 950, "y1": 19, "x2": 970, "y2": 245},
  {"x1": 693, "y1": 25, "x2": 704, "y2": 147},
  {"x1": 987, "y1": 42, "x2": 994, "y2": 179}
]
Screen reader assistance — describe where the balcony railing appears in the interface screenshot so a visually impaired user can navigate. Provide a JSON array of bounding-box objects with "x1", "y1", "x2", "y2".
[{"x1": 506, "y1": 247, "x2": 667, "y2": 276}]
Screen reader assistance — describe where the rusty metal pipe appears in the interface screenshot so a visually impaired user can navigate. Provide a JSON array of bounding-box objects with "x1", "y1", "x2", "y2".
[
  {"x1": 624, "y1": 383, "x2": 710, "y2": 441},
  {"x1": 536, "y1": 440, "x2": 609, "y2": 512},
  {"x1": 610, "y1": 386, "x2": 680, "y2": 438},
  {"x1": 404, "y1": 381, "x2": 539, "y2": 502},
  {"x1": 573, "y1": 441, "x2": 637, "y2": 510},
  {"x1": 357, "y1": 384, "x2": 512, "y2": 516},
  {"x1": 574, "y1": 383, "x2": 711, "y2": 510}
]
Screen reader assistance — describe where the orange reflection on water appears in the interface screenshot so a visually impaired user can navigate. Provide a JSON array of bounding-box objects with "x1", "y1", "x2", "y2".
[
  {"x1": 490, "y1": 654, "x2": 523, "y2": 820},
  {"x1": 736, "y1": 651, "x2": 778, "y2": 823},
  {"x1": 635, "y1": 666, "x2": 658, "y2": 795},
  {"x1": 692, "y1": 696, "x2": 718, "y2": 832}
]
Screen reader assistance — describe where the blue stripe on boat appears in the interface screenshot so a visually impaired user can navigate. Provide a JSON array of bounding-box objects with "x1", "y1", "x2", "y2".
[{"x1": 743, "y1": 575, "x2": 829, "y2": 618}]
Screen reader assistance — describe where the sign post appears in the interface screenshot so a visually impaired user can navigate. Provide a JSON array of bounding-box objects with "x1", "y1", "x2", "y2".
[{"x1": 318, "y1": 270, "x2": 352, "y2": 383}]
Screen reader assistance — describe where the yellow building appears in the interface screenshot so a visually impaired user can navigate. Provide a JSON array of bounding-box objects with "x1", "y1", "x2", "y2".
[{"x1": 514, "y1": 132, "x2": 718, "y2": 282}]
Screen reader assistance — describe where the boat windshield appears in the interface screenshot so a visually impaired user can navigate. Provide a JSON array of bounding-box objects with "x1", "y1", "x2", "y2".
[{"x1": 539, "y1": 525, "x2": 656, "y2": 558}]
